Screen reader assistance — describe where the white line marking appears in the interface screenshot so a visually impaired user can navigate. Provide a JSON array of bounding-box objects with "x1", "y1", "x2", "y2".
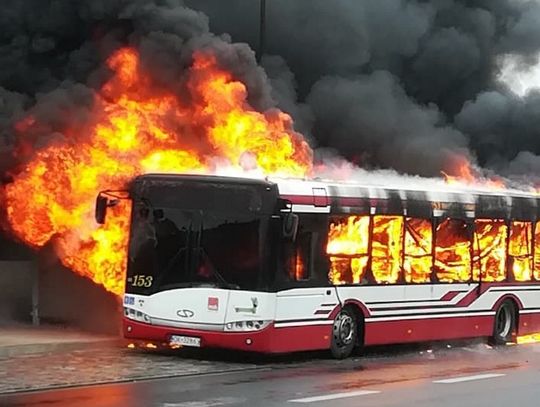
[
  {"x1": 433, "y1": 373, "x2": 506, "y2": 384},
  {"x1": 288, "y1": 390, "x2": 381, "y2": 403}
]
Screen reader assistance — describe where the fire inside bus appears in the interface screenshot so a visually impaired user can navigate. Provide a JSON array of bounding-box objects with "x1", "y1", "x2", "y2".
[{"x1": 96, "y1": 174, "x2": 540, "y2": 358}]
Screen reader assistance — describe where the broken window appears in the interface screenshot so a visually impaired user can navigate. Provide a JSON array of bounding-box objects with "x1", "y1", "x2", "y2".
[
  {"x1": 434, "y1": 218, "x2": 472, "y2": 283},
  {"x1": 327, "y1": 216, "x2": 370, "y2": 285},
  {"x1": 509, "y1": 221, "x2": 533, "y2": 282},
  {"x1": 473, "y1": 219, "x2": 507, "y2": 282},
  {"x1": 371, "y1": 216, "x2": 403, "y2": 284},
  {"x1": 404, "y1": 218, "x2": 433, "y2": 283}
]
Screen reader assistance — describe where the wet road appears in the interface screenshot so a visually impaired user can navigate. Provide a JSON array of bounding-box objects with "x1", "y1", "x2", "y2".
[{"x1": 2, "y1": 341, "x2": 540, "y2": 407}]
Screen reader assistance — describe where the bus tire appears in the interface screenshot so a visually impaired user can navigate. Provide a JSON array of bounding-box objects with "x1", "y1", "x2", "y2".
[
  {"x1": 330, "y1": 307, "x2": 357, "y2": 359},
  {"x1": 490, "y1": 300, "x2": 517, "y2": 346}
]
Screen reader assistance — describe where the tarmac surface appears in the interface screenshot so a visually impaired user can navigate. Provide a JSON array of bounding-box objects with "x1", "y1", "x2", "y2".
[{"x1": 0, "y1": 329, "x2": 539, "y2": 406}]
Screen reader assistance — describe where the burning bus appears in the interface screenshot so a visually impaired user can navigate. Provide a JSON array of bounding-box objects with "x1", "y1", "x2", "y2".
[{"x1": 96, "y1": 173, "x2": 540, "y2": 358}]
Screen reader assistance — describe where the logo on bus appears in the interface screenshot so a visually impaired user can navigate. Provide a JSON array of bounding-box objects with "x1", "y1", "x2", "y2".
[
  {"x1": 176, "y1": 309, "x2": 195, "y2": 318},
  {"x1": 208, "y1": 297, "x2": 219, "y2": 311}
]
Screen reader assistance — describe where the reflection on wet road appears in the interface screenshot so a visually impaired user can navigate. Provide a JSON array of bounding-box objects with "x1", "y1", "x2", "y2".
[{"x1": 1, "y1": 341, "x2": 540, "y2": 406}]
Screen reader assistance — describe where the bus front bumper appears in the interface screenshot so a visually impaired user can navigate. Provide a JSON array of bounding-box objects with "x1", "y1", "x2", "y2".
[{"x1": 123, "y1": 318, "x2": 331, "y2": 353}]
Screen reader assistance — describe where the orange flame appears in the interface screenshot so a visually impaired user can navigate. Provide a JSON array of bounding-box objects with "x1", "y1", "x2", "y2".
[
  {"x1": 442, "y1": 156, "x2": 506, "y2": 189},
  {"x1": 3, "y1": 47, "x2": 312, "y2": 296},
  {"x1": 434, "y1": 219, "x2": 471, "y2": 282},
  {"x1": 473, "y1": 220, "x2": 507, "y2": 282},
  {"x1": 404, "y1": 218, "x2": 432, "y2": 283},
  {"x1": 371, "y1": 216, "x2": 403, "y2": 284},
  {"x1": 327, "y1": 216, "x2": 370, "y2": 284},
  {"x1": 517, "y1": 333, "x2": 540, "y2": 345},
  {"x1": 509, "y1": 221, "x2": 533, "y2": 281}
]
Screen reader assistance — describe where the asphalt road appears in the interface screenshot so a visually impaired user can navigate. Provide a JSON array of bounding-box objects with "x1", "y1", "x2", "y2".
[{"x1": 2, "y1": 341, "x2": 539, "y2": 407}]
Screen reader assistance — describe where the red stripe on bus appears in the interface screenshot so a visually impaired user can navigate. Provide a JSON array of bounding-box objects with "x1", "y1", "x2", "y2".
[
  {"x1": 365, "y1": 315, "x2": 493, "y2": 346},
  {"x1": 440, "y1": 290, "x2": 464, "y2": 301}
]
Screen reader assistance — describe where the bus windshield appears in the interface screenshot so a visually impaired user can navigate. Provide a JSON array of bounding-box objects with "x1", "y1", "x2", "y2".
[{"x1": 126, "y1": 177, "x2": 276, "y2": 294}]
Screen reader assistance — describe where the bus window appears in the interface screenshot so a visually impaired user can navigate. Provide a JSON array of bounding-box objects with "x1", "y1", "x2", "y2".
[
  {"x1": 327, "y1": 216, "x2": 369, "y2": 285},
  {"x1": 288, "y1": 232, "x2": 311, "y2": 281},
  {"x1": 509, "y1": 221, "x2": 533, "y2": 282},
  {"x1": 404, "y1": 218, "x2": 432, "y2": 283},
  {"x1": 371, "y1": 216, "x2": 403, "y2": 284},
  {"x1": 473, "y1": 219, "x2": 507, "y2": 282},
  {"x1": 535, "y1": 222, "x2": 540, "y2": 281},
  {"x1": 434, "y1": 218, "x2": 472, "y2": 283}
]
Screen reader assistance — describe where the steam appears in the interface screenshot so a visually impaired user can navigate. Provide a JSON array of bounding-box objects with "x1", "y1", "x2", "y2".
[{"x1": 2, "y1": 0, "x2": 540, "y2": 182}]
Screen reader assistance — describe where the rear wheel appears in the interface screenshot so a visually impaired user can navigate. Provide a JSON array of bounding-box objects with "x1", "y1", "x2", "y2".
[
  {"x1": 490, "y1": 300, "x2": 516, "y2": 345},
  {"x1": 330, "y1": 307, "x2": 357, "y2": 359}
]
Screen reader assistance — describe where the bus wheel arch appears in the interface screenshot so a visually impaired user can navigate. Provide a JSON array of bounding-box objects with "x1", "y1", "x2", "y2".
[{"x1": 490, "y1": 298, "x2": 519, "y2": 346}]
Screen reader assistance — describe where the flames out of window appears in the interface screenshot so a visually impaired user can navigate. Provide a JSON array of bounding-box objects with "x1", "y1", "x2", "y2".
[
  {"x1": 509, "y1": 221, "x2": 533, "y2": 282},
  {"x1": 327, "y1": 216, "x2": 370, "y2": 285},
  {"x1": 326, "y1": 215, "x2": 540, "y2": 285}
]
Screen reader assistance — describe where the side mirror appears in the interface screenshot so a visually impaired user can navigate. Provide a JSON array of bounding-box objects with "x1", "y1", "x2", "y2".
[
  {"x1": 95, "y1": 190, "x2": 127, "y2": 224},
  {"x1": 95, "y1": 194, "x2": 109, "y2": 224},
  {"x1": 282, "y1": 213, "x2": 299, "y2": 241}
]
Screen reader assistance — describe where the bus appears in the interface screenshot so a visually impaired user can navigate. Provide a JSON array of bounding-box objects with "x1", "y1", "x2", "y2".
[{"x1": 96, "y1": 173, "x2": 540, "y2": 358}]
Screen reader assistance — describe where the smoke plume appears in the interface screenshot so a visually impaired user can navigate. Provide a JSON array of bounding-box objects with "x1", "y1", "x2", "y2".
[{"x1": 2, "y1": 0, "x2": 540, "y2": 180}]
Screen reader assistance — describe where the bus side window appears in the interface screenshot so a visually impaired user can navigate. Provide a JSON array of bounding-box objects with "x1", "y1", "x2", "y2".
[
  {"x1": 434, "y1": 218, "x2": 472, "y2": 283},
  {"x1": 327, "y1": 216, "x2": 370, "y2": 285},
  {"x1": 472, "y1": 219, "x2": 507, "y2": 282},
  {"x1": 288, "y1": 231, "x2": 312, "y2": 281},
  {"x1": 371, "y1": 216, "x2": 403, "y2": 284},
  {"x1": 404, "y1": 218, "x2": 433, "y2": 283},
  {"x1": 535, "y1": 222, "x2": 540, "y2": 281},
  {"x1": 509, "y1": 221, "x2": 533, "y2": 282}
]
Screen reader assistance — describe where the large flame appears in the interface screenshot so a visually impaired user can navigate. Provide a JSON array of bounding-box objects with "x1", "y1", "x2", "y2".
[
  {"x1": 3, "y1": 47, "x2": 312, "y2": 296},
  {"x1": 327, "y1": 216, "x2": 535, "y2": 285}
]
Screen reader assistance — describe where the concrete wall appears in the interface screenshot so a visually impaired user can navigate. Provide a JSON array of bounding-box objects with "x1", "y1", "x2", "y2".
[
  {"x1": 0, "y1": 232, "x2": 121, "y2": 334},
  {"x1": 0, "y1": 260, "x2": 36, "y2": 323},
  {"x1": 37, "y1": 262, "x2": 121, "y2": 335}
]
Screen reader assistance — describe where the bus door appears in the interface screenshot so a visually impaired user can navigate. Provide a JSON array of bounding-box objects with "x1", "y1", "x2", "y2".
[{"x1": 275, "y1": 213, "x2": 339, "y2": 325}]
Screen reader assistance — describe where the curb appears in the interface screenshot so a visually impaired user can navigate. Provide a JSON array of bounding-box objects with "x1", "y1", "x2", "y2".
[{"x1": 0, "y1": 339, "x2": 124, "y2": 358}]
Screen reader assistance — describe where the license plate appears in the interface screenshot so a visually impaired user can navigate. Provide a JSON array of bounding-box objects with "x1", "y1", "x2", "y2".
[{"x1": 169, "y1": 335, "x2": 201, "y2": 348}]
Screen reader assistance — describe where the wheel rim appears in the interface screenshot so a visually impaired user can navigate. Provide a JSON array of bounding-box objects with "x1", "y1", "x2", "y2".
[
  {"x1": 333, "y1": 312, "x2": 355, "y2": 348},
  {"x1": 496, "y1": 305, "x2": 512, "y2": 339}
]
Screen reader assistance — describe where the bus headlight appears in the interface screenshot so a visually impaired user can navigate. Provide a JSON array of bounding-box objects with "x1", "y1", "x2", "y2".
[
  {"x1": 224, "y1": 320, "x2": 271, "y2": 332},
  {"x1": 124, "y1": 307, "x2": 151, "y2": 324}
]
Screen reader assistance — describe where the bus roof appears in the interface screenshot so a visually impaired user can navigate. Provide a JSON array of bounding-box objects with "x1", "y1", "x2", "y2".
[{"x1": 269, "y1": 176, "x2": 540, "y2": 220}]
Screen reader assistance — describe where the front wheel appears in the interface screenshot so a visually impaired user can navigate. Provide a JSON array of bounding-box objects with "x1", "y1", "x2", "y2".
[
  {"x1": 490, "y1": 300, "x2": 516, "y2": 345},
  {"x1": 330, "y1": 307, "x2": 357, "y2": 359}
]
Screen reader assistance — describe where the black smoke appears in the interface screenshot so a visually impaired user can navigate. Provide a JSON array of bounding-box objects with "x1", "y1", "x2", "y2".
[
  {"x1": 2, "y1": 0, "x2": 540, "y2": 181},
  {"x1": 184, "y1": 0, "x2": 540, "y2": 181}
]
